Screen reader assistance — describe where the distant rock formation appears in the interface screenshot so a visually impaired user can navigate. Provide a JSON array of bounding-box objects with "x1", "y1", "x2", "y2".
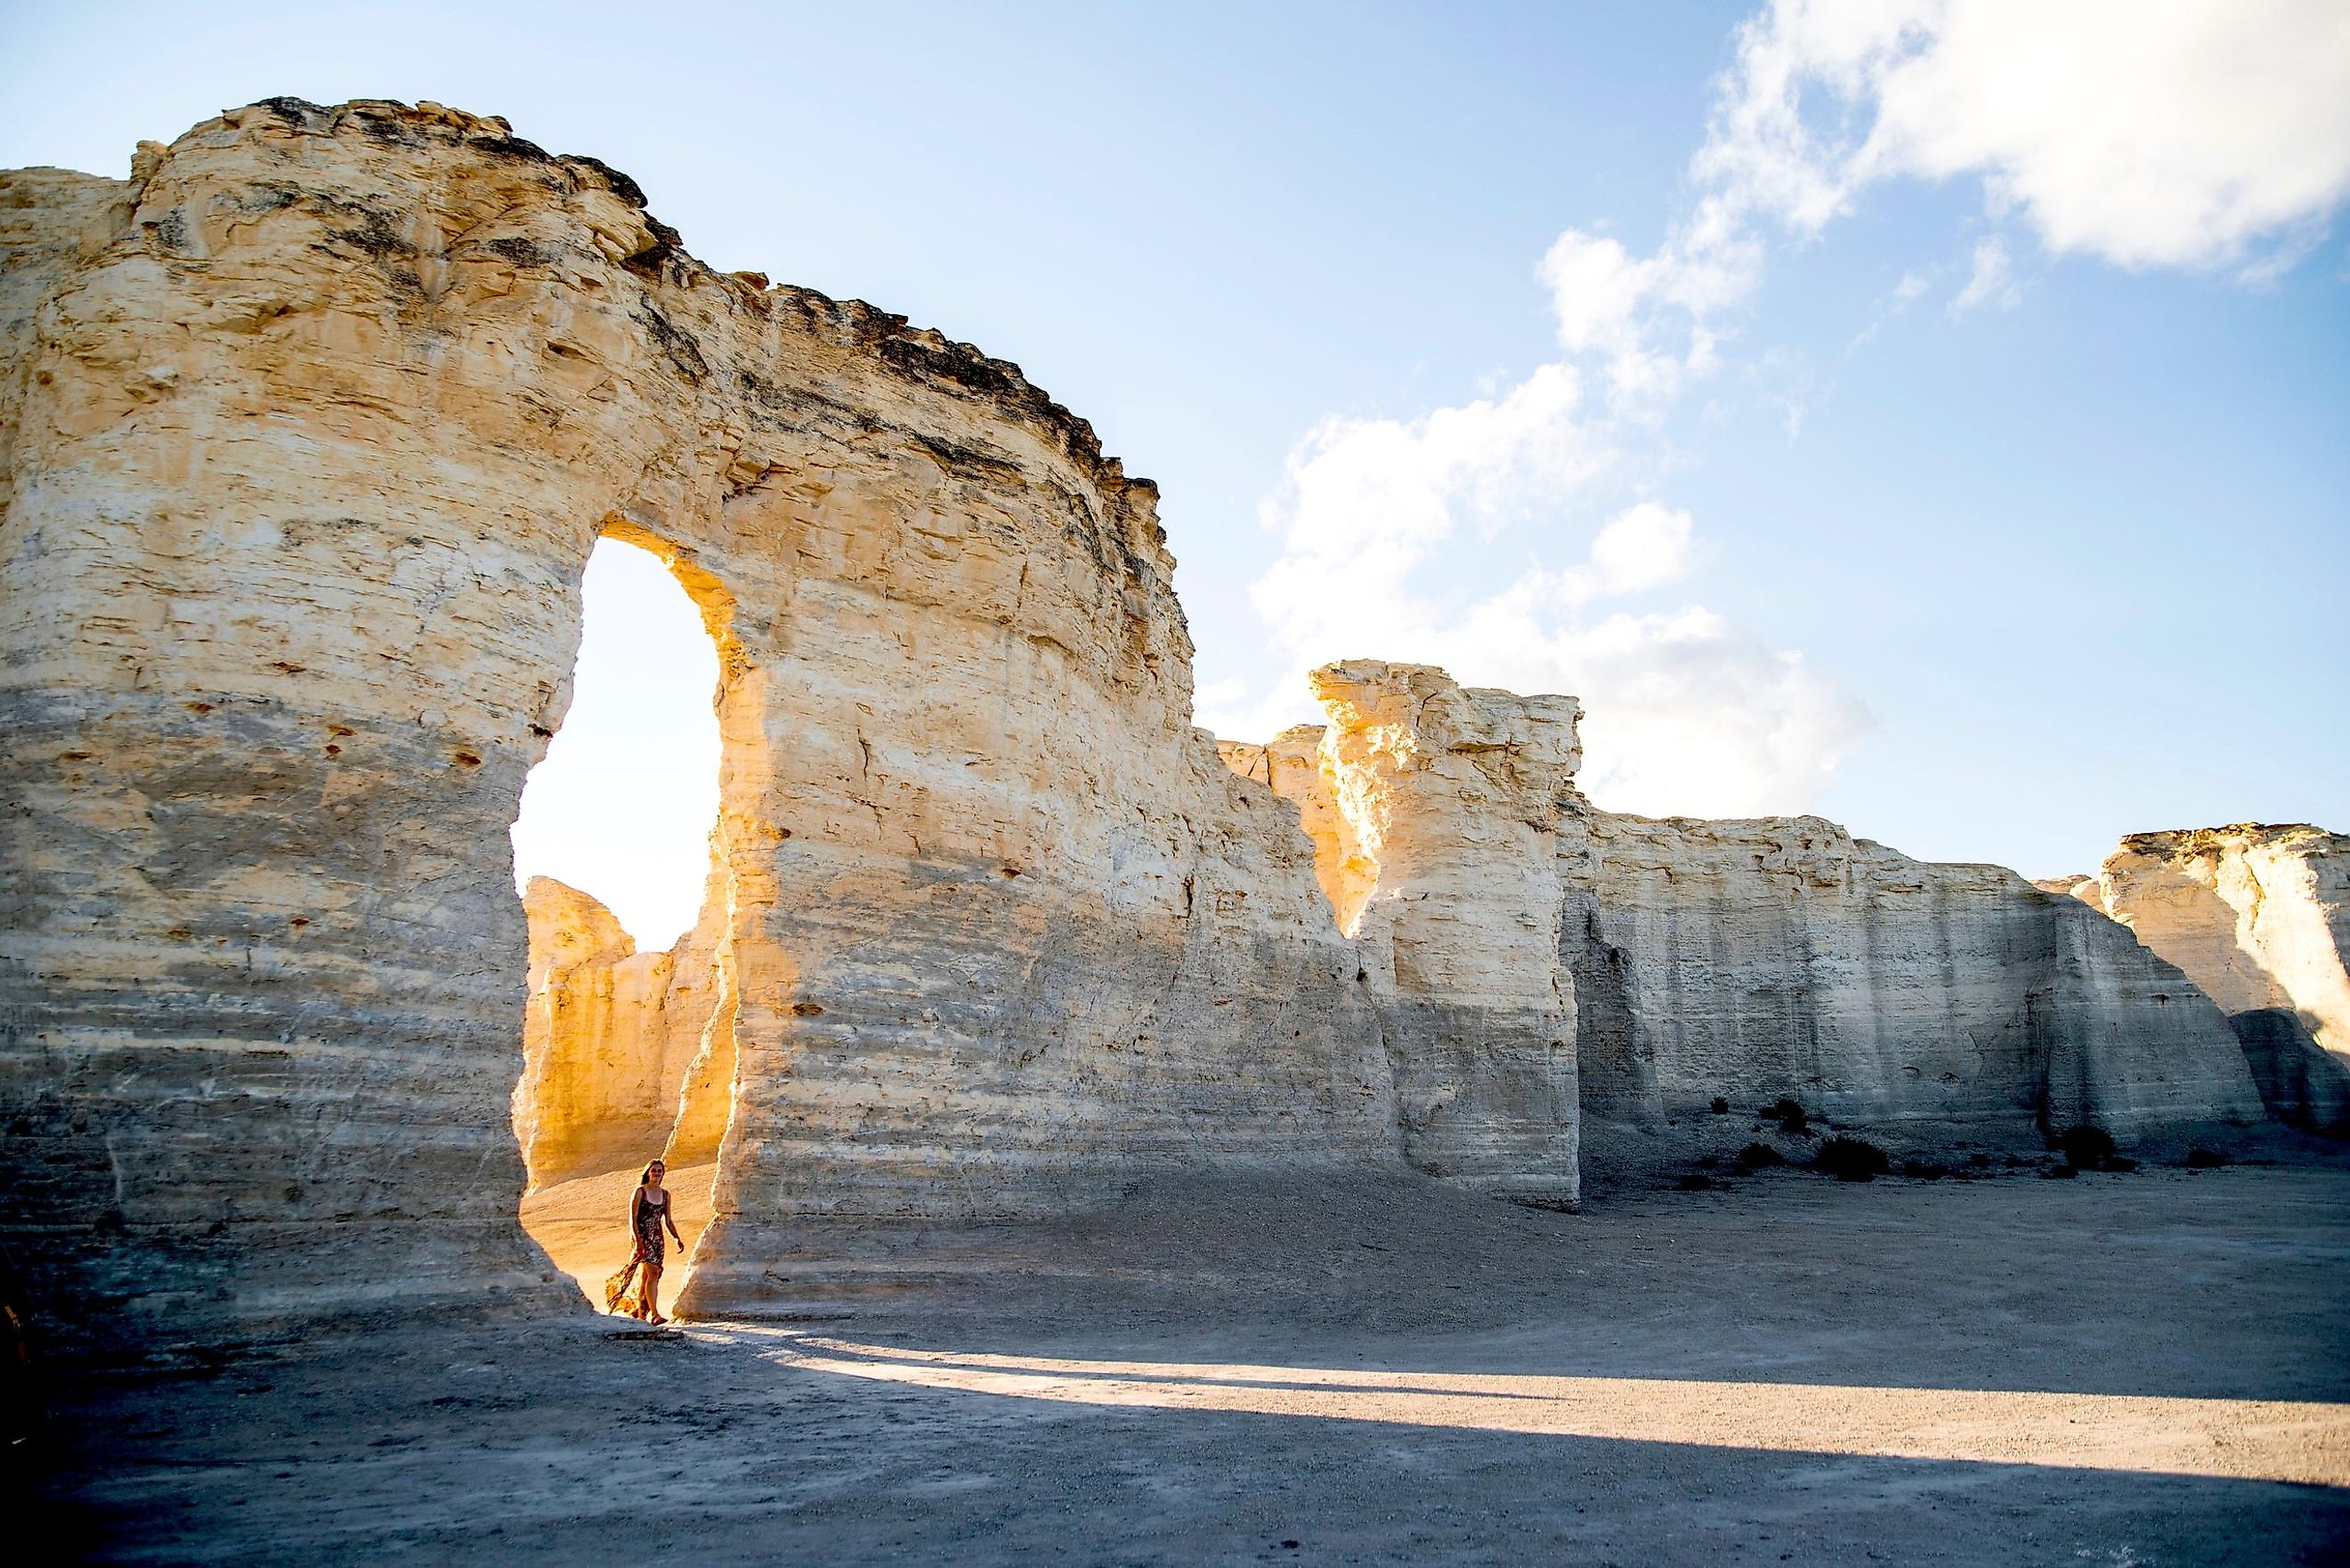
[
  {"x1": 514, "y1": 877, "x2": 716, "y2": 1187},
  {"x1": 1241, "y1": 664, "x2": 2264, "y2": 1180},
  {"x1": 2064, "y1": 825, "x2": 2350, "y2": 1134},
  {"x1": 2094, "y1": 826, "x2": 2350, "y2": 1052},
  {"x1": 2032, "y1": 874, "x2": 2102, "y2": 905},
  {"x1": 1556, "y1": 808, "x2": 2260, "y2": 1175}
]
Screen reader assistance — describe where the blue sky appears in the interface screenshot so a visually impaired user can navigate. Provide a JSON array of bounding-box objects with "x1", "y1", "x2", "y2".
[{"x1": 5, "y1": 1, "x2": 2343, "y2": 945}]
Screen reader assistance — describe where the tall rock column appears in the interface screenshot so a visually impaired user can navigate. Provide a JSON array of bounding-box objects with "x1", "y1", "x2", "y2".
[{"x1": 1308, "y1": 661, "x2": 1583, "y2": 1205}]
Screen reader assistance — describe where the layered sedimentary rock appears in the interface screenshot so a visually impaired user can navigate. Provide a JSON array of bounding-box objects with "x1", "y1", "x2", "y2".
[
  {"x1": 1558, "y1": 810, "x2": 2262, "y2": 1171},
  {"x1": 0, "y1": 98, "x2": 2291, "y2": 1345},
  {"x1": 2079, "y1": 825, "x2": 2350, "y2": 1133},
  {"x1": 659, "y1": 855, "x2": 739, "y2": 1168},
  {"x1": 0, "y1": 99, "x2": 1390, "y2": 1338},
  {"x1": 1305, "y1": 664, "x2": 1582, "y2": 1204},
  {"x1": 2092, "y1": 826, "x2": 2350, "y2": 1054},
  {"x1": 1241, "y1": 664, "x2": 2264, "y2": 1180},
  {"x1": 513, "y1": 877, "x2": 714, "y2": 1188}
]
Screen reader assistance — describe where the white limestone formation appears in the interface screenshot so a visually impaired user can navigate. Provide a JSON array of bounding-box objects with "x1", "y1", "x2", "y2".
[
  {"x1": 1240, "y1": 665, "x2": 2264, "y2": 1180},
  {"x1": 0, "y1": 101, "x2": 2285, "y2": 1343},
  {"x1": 2094, "y1": 826, "x2": 2350, "y2": 1055},
  {"x1": 2076, "y1": 825, "x2": 2350, "y2": 1133},
  {"x1": 0, "y1": 100, "x2": 1390, "y2": 1336}
]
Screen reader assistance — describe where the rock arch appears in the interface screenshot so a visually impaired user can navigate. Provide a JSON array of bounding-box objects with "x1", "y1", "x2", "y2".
[
  {"x1": 0, "y1": 99, "x2": 1390, "y2": 1338},
  {"x1": 0, "y1": 99, "x2": 2273, "y2": 1346}
]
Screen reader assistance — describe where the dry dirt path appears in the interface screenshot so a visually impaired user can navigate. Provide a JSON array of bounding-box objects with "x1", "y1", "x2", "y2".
[{"x1": 35, "y1": 1164, "x2": 2350, "y2": 1565}]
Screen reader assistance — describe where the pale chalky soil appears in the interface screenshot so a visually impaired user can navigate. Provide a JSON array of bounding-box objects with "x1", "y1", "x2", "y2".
[{"x1": 36, "y1": 1166, "x2": 2350, "y2": 1565}]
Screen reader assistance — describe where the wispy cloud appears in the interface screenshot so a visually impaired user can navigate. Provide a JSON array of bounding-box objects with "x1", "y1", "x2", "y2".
[
  {"x1": 1205, "y1": 0, "x2": 2350, "y2": 819},
  {"x1": 1949, "y1": 236, "x2": 2021, "y2": 315},
  {"x1": 1705, "y1": 0, "x2": 2350, "y2": 274}
]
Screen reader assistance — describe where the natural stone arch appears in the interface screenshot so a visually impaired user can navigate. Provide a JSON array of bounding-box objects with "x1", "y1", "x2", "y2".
[
  {"x1": 4, "y1": 97, "x2": 2271, "y2": 1351},
  {"x1": 0, "y1": 99, "x2": 1394, "y2": 1340}
]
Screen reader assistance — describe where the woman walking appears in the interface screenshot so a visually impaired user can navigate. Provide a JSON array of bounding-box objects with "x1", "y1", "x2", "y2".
[{"x1": 604, "y1": 1160, "x2": 685, "y2": 1325}]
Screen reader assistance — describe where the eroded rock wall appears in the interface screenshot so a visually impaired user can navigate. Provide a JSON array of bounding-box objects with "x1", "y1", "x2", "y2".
[
  {"x1": 1560, "y1": 807, "x2": 2264, "y2": 1174},
  {"x1": 0, "y1": 99, "x2": 1390, "y2": 1338},
  {"x1": 513, "y1": 877, "x2": 715, "y2": 1188},
  {"x1": 1250, "y1": 664, "x2": 1584, "y2": 1204},
  {"x1": 2094, "y1": 825, "x2": 2350, "y2": 1055},
  {"x1": 1235, "y1": 663, "x2": 2264, "y2": 1186},
  {"x1": 2083, "y1": 824, "x2": 2350, "y2": 1134}
]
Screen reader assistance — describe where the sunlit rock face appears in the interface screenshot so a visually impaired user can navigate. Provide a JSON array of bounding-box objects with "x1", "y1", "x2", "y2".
[
  {"x1": 1300, "y1": 663, "x2": 1583, "y2": 1206},
  {"x1": 2085, "y1": 825, "x2": 2350, "y2": 1133},
  {"x1": 0, "y1": 96, "x2": 2289, "y2": 1346},
  {"x1": 514, "y1": 877, "x2": 717, "y2": 1188},
  {"x1": 1239, "y1": 664, "x2": 2265, "y2": 1184},
  {"x1": 2032, "y1": 874, "x2": 2102, "y2": 906},
  {"x1": 2094, "y1": 826, "x2": 2350, "y2": 1055},
  {"x1": 0, "y1": 99, "x2": 1391, "y2": 1338}
]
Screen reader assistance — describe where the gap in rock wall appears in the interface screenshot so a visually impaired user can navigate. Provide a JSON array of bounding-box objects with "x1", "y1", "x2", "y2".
[{"x1": 509, "y1": 531, "x2": 740, "y2": 1312}]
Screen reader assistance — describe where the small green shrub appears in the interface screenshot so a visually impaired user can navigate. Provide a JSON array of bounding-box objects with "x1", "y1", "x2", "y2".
[
  {"x1": 1815, "y1": 1136, "x2": 1889, "y2": 1182},
  {"x1": 1675, "y1": 1173, "x2": 1713, "y2": 1192},
  {"x1": 1735, "y1": 1143, "x2": 1787, "y2": 1170},
  {"x1": 2185, "y1": 1148, "x2": 2229, "y2": 1168},
  {"x1": 1763, "y1": 1097, "x2": 1808, "y2": 1132},
  {"x1": 1710, "y1": 1096, "x2": 1730, "y2": 1115}
]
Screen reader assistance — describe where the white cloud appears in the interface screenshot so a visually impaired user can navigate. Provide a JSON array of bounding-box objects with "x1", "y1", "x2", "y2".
[
  {"x1": 1210, "y1": 343, "x2": 1868, "y2": 813},
  {"x1": 1211, "y1": 0, "x2": 2344, "y2": 816},
  {"x1": 1204, "y1": 477, "x2": 1868, "y2": 812},
  {"x1": 1582, "y1": 502, "x2": 1694, "y2": 598},
  {"x1": 1707, "y1": 0, "x2": 2350, "y2": 273},
  {"x1": 1949, "y1": 235, "x2": 2020, "y2": 314},
  {"x1": 1538, "y1": 232, "x2": 1652, "y2": 353}
]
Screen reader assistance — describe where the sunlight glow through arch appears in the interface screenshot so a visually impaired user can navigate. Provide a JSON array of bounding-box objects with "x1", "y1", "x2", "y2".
[{"x1": 510, "y1": 535, "x2": 723, "y2": 949}]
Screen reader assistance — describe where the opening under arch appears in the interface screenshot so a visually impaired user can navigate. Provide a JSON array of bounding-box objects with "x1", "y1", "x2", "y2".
[{"x1": 508, "y1": 530, "x2": 739, "y2": 1313}]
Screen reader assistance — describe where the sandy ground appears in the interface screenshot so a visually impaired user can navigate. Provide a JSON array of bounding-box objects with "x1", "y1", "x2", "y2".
[
  {"x1": 28, "y1": 1162, "x2": 2350, "y2": 1564},
  {"x1": 518, "y1": 1161, "x2": 717, "y2": 1313}
]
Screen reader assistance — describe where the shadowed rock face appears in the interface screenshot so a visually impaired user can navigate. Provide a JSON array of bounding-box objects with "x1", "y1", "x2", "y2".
[
  {"x1": 0, "y1": 100, "x2": 1390, "y2": 1340},
  {"x1": 2227, "y1": 1008, "x2": 2350, "y2": 1136},
  {"x1": 1555, "y1": 808, "x2": 2263, "y2": 1174}
]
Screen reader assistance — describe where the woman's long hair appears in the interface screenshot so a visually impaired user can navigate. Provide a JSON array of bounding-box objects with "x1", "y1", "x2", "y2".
[{"x1": 639, "y1": 1160, "x2": 665, "y2": 1186}]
